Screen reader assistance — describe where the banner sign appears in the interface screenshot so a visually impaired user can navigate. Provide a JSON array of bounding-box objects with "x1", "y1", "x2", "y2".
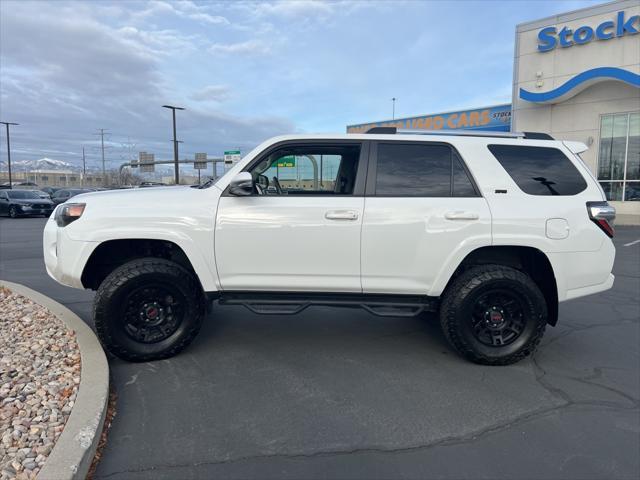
[{"x1": 347, "y1": 104, "x2": 512, "y2": 133}]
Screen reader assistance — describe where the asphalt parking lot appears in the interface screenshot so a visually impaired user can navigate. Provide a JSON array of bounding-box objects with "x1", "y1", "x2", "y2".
[{"x1": 0, "y1": 217, "x2": 638, "y2": 480}]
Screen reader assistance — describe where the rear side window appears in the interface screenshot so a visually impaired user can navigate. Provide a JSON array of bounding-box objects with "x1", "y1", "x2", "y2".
[
  {"x1": 374, "y1": 143, "x2": 477, "y2": 197},
  {"x1": 488, "y1": 145, "x2": 587, "y2": 196}
]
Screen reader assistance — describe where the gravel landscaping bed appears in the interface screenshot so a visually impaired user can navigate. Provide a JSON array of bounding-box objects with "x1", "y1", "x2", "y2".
[{"x1": 0, "y1": 286, "x2": 81, "y2": 480}]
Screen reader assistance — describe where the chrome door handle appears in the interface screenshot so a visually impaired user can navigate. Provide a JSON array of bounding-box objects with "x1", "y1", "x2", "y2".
[
  {"x1": 325, "y1": 210, "x2": 359, "y2": 221},
  {"x1": 445, "y1": 211, "x2": 479, "y2": 220}
]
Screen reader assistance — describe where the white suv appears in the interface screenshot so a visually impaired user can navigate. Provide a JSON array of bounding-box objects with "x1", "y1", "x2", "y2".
[{"x1": 43, "y1": 129, "x2": 616, "y2": 365}]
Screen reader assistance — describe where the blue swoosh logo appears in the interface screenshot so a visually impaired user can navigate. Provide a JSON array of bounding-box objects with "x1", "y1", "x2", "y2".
[{"x1": 520, "y1": 67, "x2": 640, "y2": 103}]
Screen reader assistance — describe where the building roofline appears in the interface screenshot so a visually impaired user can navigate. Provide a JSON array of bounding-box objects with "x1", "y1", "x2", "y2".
[{"x1": 516, "y1": 0, "x2": 637, "y2": 33}]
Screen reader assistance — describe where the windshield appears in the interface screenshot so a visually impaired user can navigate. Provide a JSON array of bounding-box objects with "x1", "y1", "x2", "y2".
[{"x1": 7, "y1": 190, "x2": 41, "y2": 199}]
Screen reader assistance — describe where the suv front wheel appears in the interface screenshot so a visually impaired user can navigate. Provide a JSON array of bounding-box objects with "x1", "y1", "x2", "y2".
[
  {"x1": 439, "y1": 264, "x2": 547, "y2": 365},
  {"x1": 93, "y1": 258, "x2": 205, "y2": 362}
]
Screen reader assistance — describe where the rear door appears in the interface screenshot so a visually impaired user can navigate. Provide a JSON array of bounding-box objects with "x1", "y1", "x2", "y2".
[{"x1": 361, "y1": 140, "x2": 492, "y2": 295}]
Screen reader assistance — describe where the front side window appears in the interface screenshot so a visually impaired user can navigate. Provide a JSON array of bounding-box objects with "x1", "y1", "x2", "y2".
[
  {"x1": 250, "y1": 145, "x2": 361, "y2": 195},
  {"x1": 374, "y1": 143, "x2": 477, "y2": 197},
  {"x1": 488, "y1": 145, "x2": 587, "y2": 196},
  {"x1": 598, "y1": 112, "x2": 639, "y2": 201}
]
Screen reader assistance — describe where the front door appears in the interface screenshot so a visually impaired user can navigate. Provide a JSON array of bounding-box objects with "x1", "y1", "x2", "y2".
[{"x1": 215, "y1": 142, "x2": 368, "y2": 292}]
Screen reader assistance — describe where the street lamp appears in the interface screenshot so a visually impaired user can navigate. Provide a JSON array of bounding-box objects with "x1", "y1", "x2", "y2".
[
  {"x1": 391, "y1": 97, "x2": 397, "y2": 120},
  {"x1": 0, "y1": 122, "x2": 19, "y2": 189},
  {"x1": 162, "y1": 105, "x2": 185, "y2": 185}
]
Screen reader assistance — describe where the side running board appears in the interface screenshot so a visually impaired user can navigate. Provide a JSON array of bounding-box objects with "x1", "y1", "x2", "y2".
[{"x1": 216, "y1": 292, "x2": 439, "y2": 317}]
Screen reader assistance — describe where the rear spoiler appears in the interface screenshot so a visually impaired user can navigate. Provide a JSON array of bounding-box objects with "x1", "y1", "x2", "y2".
[{"x1": 563, "y1": 141, "x2": 589, "y2": 154}]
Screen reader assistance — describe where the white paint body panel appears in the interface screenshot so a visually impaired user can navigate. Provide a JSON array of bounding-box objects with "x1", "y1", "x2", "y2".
[
  {"x1": 215, "y1": 196, "x2": 364, "y2": 291},
  {"x1": 44, "y1": 133, "x2": 616, "y2": 305},
  {"x1": 361, "y1": 197, "x2": 492, "y2": 295}
]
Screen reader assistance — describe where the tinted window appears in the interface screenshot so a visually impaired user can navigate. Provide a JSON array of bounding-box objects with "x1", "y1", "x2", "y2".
[
  {"x1": 375, "y1": 143, "x2": 476, "y2": 197},
  {"x1": 452, "y1": 152, "x2": 477, "y2": 197},
  {"x1": 488, "y1": 145, "x2": 587, "y2": 196},
  {"x1": 7, "y1": 190, "x2": 40, "y2": 199}
]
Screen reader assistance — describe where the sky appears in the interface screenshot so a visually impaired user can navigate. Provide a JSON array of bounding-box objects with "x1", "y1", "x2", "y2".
[{"x1": 0, "y1": 0, "x2": 599, "y2": 171}]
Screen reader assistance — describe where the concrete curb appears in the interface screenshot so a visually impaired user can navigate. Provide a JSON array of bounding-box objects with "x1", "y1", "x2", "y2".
[{"x1": 0, "y1": 280, "x2": 109, "y2": 480}]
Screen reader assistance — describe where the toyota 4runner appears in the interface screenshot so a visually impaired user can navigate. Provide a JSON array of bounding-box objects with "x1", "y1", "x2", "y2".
[{"x1": 43, "y1": 128, "x2": 616, "y2": 365}]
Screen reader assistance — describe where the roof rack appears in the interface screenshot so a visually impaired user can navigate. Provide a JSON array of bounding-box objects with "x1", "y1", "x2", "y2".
[{"x1": 364, "y1": 126, "x2": 554, "y2": 140}]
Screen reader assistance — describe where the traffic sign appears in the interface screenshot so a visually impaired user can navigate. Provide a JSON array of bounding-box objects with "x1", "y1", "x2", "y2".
[
  {"x1": 194, "y1": 153, "x2": 207, "y2": 170},
  {"x1": 276, "y1": 155, "x2": 295, "y2": 168},
  {"x1": 224, "y1": 150, "x2": 241, "y2": 165},
  {"x1": 139, "y1": 152, "x2": 155, "y2": 173}
]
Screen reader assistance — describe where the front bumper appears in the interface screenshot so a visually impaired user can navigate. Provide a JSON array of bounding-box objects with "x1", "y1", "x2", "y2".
[
  {"x1": 43, "y1": 217, "x2": 98, "y2": 289},
  {"x1": 16, "y1": 205, "x2": 54, "y2": 215}
]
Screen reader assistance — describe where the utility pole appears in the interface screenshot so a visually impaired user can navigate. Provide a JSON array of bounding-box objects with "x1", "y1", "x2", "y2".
[
  {"x1": 1, "y1": 121, "x2": 19, "y2": 189},
  {"x1": 81, "y1": 147, "x2": 86, "y2": 187},
  {"x1": 162, "y1": 105, "x2": 185, "y2": 185},
  {"x1": 391, "y1": 97, "x2": 397, "y2": 120},
  {"x1": 95, "y1": 129, "x2": 109, "y2": 187}
]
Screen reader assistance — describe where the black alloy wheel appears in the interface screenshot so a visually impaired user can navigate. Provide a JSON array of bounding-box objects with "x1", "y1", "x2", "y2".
[
  {"x1": 470, "y1": 289, "x2": 526, "y2": 347},
  {"x1": 121, "y1": 285, "x2": 185, "y2": 344}
]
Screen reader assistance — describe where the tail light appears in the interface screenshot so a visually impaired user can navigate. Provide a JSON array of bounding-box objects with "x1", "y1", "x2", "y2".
[{"x1": 586, "y1": 201, "x2": 615, "y2": 238}]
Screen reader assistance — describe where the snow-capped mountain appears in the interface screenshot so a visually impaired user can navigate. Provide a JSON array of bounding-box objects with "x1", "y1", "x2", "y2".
[{"x1": 0, "y1": 157, "x2": 77, "y2": 171}]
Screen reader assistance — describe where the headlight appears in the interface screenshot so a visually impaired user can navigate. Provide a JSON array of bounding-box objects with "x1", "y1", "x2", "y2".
[{"x1": 55, "y1": 203, "x2": 86, "y2": 227}]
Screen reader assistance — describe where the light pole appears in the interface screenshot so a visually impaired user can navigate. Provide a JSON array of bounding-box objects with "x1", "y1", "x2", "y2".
[
  {"x1": 1, "y1": 122, "x2": 19, "y2": 189},
  {"x1": 391, "y1": 97, "x2": 397, "y2": 120},
  {"x1": 162, "y1": 105, "x2": 185, "y2": 184}
]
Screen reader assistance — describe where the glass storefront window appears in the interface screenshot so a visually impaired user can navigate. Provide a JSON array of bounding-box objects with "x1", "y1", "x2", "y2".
[{"x1": 598, "y1": 112, "x2": 640, "y2": 201}]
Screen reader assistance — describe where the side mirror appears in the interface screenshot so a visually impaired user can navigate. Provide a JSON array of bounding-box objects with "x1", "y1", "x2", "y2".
[{"x1": 229, "y1": 172, "x2": 253, "y2": 196}]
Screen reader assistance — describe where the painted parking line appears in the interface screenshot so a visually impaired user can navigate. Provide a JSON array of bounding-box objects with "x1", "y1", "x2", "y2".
[{"x1": 623, "y1": 239, "x2": 640, "y2": 247}]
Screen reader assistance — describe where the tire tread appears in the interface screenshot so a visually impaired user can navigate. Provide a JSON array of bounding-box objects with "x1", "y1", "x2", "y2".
[
  {"x1": 93, "y1": 257, "x2": 204, "y2": 362},
  {"x1": 439, "y1": 264, "x2": 547, "y2": 365}
]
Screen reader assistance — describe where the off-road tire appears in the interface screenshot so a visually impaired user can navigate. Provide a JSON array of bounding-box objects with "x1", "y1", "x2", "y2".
[
  {"x1": 93, "y1": 258, "x2": 205, "y2": 362},
  {"x1": 439, "y1": 264, "x2": 547, "y2": 365}
]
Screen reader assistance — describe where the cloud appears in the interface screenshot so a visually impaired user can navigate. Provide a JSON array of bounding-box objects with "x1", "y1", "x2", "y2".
[
  {"x1": 132, "y1": 0, "x2": 230, "y2": 25},
  {"x1": 209, "y1": 39, "x2": 271, "y2": 56},
  {"x1": 190, "y1": 85, "x2": 231, "y2": 102},
  {"x1": 0, "y1": 1, "x2": 293, "y2": 168},
  {"x1": 252, "y1": 0, "x2": 334, "y2": 17}
]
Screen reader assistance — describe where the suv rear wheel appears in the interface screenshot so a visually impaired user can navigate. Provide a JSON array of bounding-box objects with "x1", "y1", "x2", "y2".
[
  {"x1": 93, "y1": 258, "x2": 205, "y2": 362},
  {"x1": 439, "y1": 264, "x2": 547, "y2": 365}
]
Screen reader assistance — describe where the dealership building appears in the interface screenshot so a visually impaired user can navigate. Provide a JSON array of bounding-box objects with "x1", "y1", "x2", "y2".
[{"x1": 348, "y1": 0, "x2": 639, "y2": 222}]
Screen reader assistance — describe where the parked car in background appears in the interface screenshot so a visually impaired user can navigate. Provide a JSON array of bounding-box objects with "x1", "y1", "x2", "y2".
[
  {"x1": 41, "y1": 186, "x2": 63, "y2": 197},
  {"x1": 139, "y1": 181, "x2": 166, "y2": 187},
  {"x1": 1, "y1": 182, "x2": 39, "y2": 189},
  {"x1": 0, "y1": 189, "x2": 54, "y2": 217},
  {"x1": 31, "y1": 190, "x2": 52, "y2": 199},
  {"x1": 51, "y1": 188, "x2": 95, "y2": 205}
]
